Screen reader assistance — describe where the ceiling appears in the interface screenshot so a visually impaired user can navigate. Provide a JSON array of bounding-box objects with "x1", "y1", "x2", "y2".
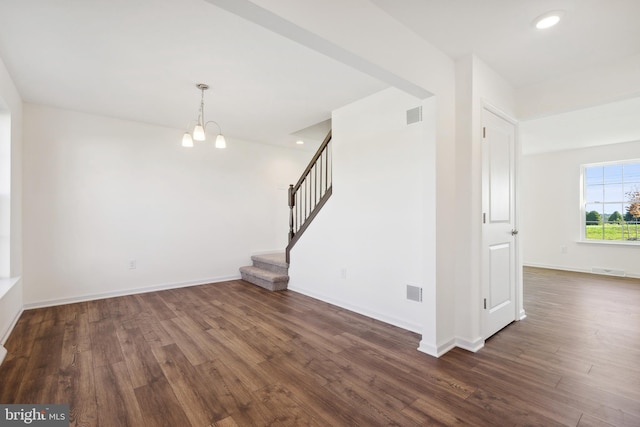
[
  {"x1": 0, "y1": 0, "x2": 387, "y2": 148},
  {"x1": 373, "y1": 0, "x2": 640, "y2": 88},
  {"x1": 520, "y1": 97, "x2": 640, "y2": 155},
  {"x1": 0, "y1": 0, "x2": 639, "y2": 151}
]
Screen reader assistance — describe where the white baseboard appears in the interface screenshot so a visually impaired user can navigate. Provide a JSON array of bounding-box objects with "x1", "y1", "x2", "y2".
[
  {"x1": 417, "y1": 340, "x2": 439, "y2": 357},
  {"x1": 24, "y1": 274, "x2": 241, "y2": 310},
  {"x1": 417, "y1": 338, "x2": 456, "y2": 358},
  {"x1": 0, "y1": 307, "x2": 20, "y2": 366},
  {"x1": 0, "y1": 277, "x2": 24, "y2": 366},
  {"x1": 287, "y1": 285, "x2": 422, "y2": 334},
  {"x1": 455, "y1": 336, "x2": 485, "y2": 353},
  {"x1": 524, "y1": 262, "x2": 640, "y2": 279},
  {"x1": 417, "y1": 336, "x2": 484, "y2": 358},
  {"x1": 1, "y1": 307, "x2": 24, "y2": 345},
  {"x1": 524, "y1": 262, "x2": 590, "y2": 274}
]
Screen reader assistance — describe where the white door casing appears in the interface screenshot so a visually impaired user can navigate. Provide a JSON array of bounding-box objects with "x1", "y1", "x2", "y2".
[{"x1": 482, "y1": 107, "x2": 518, "y2": 339}]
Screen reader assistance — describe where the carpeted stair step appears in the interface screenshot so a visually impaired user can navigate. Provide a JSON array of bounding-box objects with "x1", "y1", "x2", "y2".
[
  {"x1": 251, "y1": 253, "x2": 288, "y2": 276},
  {"x1": 239, "y1": 252, "x2": 289, "y2": 291}
]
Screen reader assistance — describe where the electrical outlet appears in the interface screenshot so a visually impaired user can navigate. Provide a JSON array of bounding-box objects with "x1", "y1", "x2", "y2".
[
  {"x1": 129, "y1": 260, "x2": 137, "y2": 269},
  {"x1": 340, "y1": 268, "x2": 347, "y2": 279},
  {"x1": 561, "y1": 246, "x2": 568, "y2": 254}
]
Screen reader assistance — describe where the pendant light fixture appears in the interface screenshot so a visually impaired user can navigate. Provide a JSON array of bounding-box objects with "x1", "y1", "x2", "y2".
[{"x1": 182, "y1": 83, "x2": 226, "y2": 148}]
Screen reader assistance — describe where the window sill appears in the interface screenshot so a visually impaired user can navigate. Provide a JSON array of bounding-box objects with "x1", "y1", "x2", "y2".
[
  {"x1": 577, "y1": 240, "x2": 640, "y2": 247},
  {"x1": 0, "y1": 277, "x2": 21, "y2": 300}
]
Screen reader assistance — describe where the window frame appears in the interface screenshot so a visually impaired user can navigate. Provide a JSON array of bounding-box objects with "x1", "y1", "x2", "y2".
[{"x1": 580, "y1": 159, "x2": 640, "y2": 245}]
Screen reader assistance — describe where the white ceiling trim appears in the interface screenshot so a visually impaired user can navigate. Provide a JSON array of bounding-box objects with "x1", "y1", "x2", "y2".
[{"x1": 205, "y1": 0, "x2": 432, "y2": 100}]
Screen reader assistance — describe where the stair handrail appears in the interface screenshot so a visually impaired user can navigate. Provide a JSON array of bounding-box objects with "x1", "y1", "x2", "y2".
[{"x1": 286, "y1": 130, "x2": 332, "y2": 263}]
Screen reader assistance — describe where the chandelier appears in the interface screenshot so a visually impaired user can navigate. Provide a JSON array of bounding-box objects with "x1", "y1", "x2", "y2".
[{"x1": 182, "y1": 83, "x2": 226, "y2": 149}]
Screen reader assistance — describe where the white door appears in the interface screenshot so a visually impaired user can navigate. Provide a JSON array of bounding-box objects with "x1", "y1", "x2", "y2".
[{"x1": 482, "y1": 107, "x2": 518, "y2": 339}]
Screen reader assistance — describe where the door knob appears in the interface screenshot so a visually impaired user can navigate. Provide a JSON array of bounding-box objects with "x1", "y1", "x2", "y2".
[{"x1": 511, "y1": 229, "x2": 519, "y2": 236}]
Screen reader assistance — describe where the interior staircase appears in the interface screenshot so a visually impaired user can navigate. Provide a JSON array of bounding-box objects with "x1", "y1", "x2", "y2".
[
  {"x1": 239, "y1": 130, "x2": 332, "y2": 292},
  {"x1": 239, "y1": 253, "x2": 289, "y2": 291}
]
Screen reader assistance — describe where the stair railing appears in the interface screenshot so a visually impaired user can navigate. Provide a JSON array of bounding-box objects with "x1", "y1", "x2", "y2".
[{"x1": 286, "y1": 130, "x2": 332, "y2": 263}]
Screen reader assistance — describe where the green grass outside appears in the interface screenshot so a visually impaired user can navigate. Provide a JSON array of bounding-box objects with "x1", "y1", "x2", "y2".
[{"x1": 586, "y1": 223, "x2": 640, "y2": 241}]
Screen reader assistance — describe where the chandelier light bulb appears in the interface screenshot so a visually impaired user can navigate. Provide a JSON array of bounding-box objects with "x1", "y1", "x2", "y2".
[
  {"x1": 182, "y1": 132, "x2": 194, "y2": 147},
  {"x1": 215, "y1": 134, "x2": 226, "y2": 149},
  {"x1": 193, "y1": 124, "x2": 206, "y2": 141}
]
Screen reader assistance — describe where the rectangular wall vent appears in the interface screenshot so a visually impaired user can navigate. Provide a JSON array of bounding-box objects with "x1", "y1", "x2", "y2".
[
  {"x1": 591, "y1": 267, "x2": 626, "y2": 277},
  {"x1": 406, "y1": 284, "x2": 422, "y2": 302},
  {"x1": 406, "y1": 106, "x2": 422, "y2": 125}
]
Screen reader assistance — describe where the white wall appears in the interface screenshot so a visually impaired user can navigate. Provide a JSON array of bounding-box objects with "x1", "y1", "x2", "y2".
[
  {"x1": 22, "y1": 104, "x2": 310, "y2": 306},
  {"x1": 0, "y1": 55, "x2": 23, "y2": 361},
  {"x1": 522, "y1": 140, "x2": 640, "y2": 277},
  {"x1": 289, "y1": 88, "x2": 433, "y2": 334}
]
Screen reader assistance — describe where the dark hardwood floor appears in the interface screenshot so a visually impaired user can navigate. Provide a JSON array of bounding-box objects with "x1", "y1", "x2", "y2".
[{"x1": 1, "y1": 267, "x2": 639, "y2": 426}]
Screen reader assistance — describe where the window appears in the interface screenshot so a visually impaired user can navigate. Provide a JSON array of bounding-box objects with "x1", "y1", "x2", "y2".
[{"x1": 583, "y1": 160, "x2": 640, "y2": 242}]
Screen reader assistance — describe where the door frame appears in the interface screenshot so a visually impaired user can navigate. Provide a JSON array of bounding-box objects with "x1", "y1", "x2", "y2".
[{"x1": 481, "y1": 101, "x2": 524, "y2": 340}]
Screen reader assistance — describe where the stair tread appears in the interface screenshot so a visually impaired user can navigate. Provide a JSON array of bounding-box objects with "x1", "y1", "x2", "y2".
[
  {"x1": 251, "y1": 253, "x2": 288, "y2": 268},
  {"x1": 239, "y1": 266, "x2": 289, "y2": 282}
]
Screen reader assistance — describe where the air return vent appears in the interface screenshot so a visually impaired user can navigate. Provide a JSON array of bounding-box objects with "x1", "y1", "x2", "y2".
[
  {"x1": 406, "y1": 284, "x2": 422, "y2": 302},
  {"x1": 406, "y1": 106, "x2": 422, "y2": 125}
]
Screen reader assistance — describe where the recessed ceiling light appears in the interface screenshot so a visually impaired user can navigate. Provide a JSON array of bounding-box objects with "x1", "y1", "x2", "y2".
[
  {"x1": 296, "y1": 140, "x2": 304, "y2": 145},
  {"x1": 533, "y1": 10, "x2": 565, "y2": 29}
]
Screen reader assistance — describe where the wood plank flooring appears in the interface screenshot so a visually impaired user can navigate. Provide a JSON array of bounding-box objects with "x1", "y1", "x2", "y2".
[{"x1": 1, "y1": 267, "x2": 639, "y2": 426}]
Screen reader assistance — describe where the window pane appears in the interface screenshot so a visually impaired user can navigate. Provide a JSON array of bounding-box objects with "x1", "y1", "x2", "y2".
[
  {"x1": 585, "y1": 202, "x2": 602, "y2": 214},
  {"x1": 585, "y1": 166, "x2": 603, "y2": 186},
  {"x1": 585, "y1": 203, "x2": 603, "y2": 225},
  {"x1": 585, "y1": 185, "x2": 603, "y2": 203},
  {"x1": 604, "y1": 184, "x2": 623, "y2": 202},
  {"x1": 603, "y1": 164, "x2": 623, "y2": 184},
  {"x1": 603, "y1": 225, "x2": 624, "y2": 240},
  {"x1": 624, "y1": 163, "x2": 640, "y2": 183},
  {"x1": 602, "y1": 204, "x2": 624, "y2": 240},
  {"x1": 585, "y1": 203, "x2": 603, "y2": 239},
  {"x1": 604, "y1": 204, "x2": 623, "y2": 223}
]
